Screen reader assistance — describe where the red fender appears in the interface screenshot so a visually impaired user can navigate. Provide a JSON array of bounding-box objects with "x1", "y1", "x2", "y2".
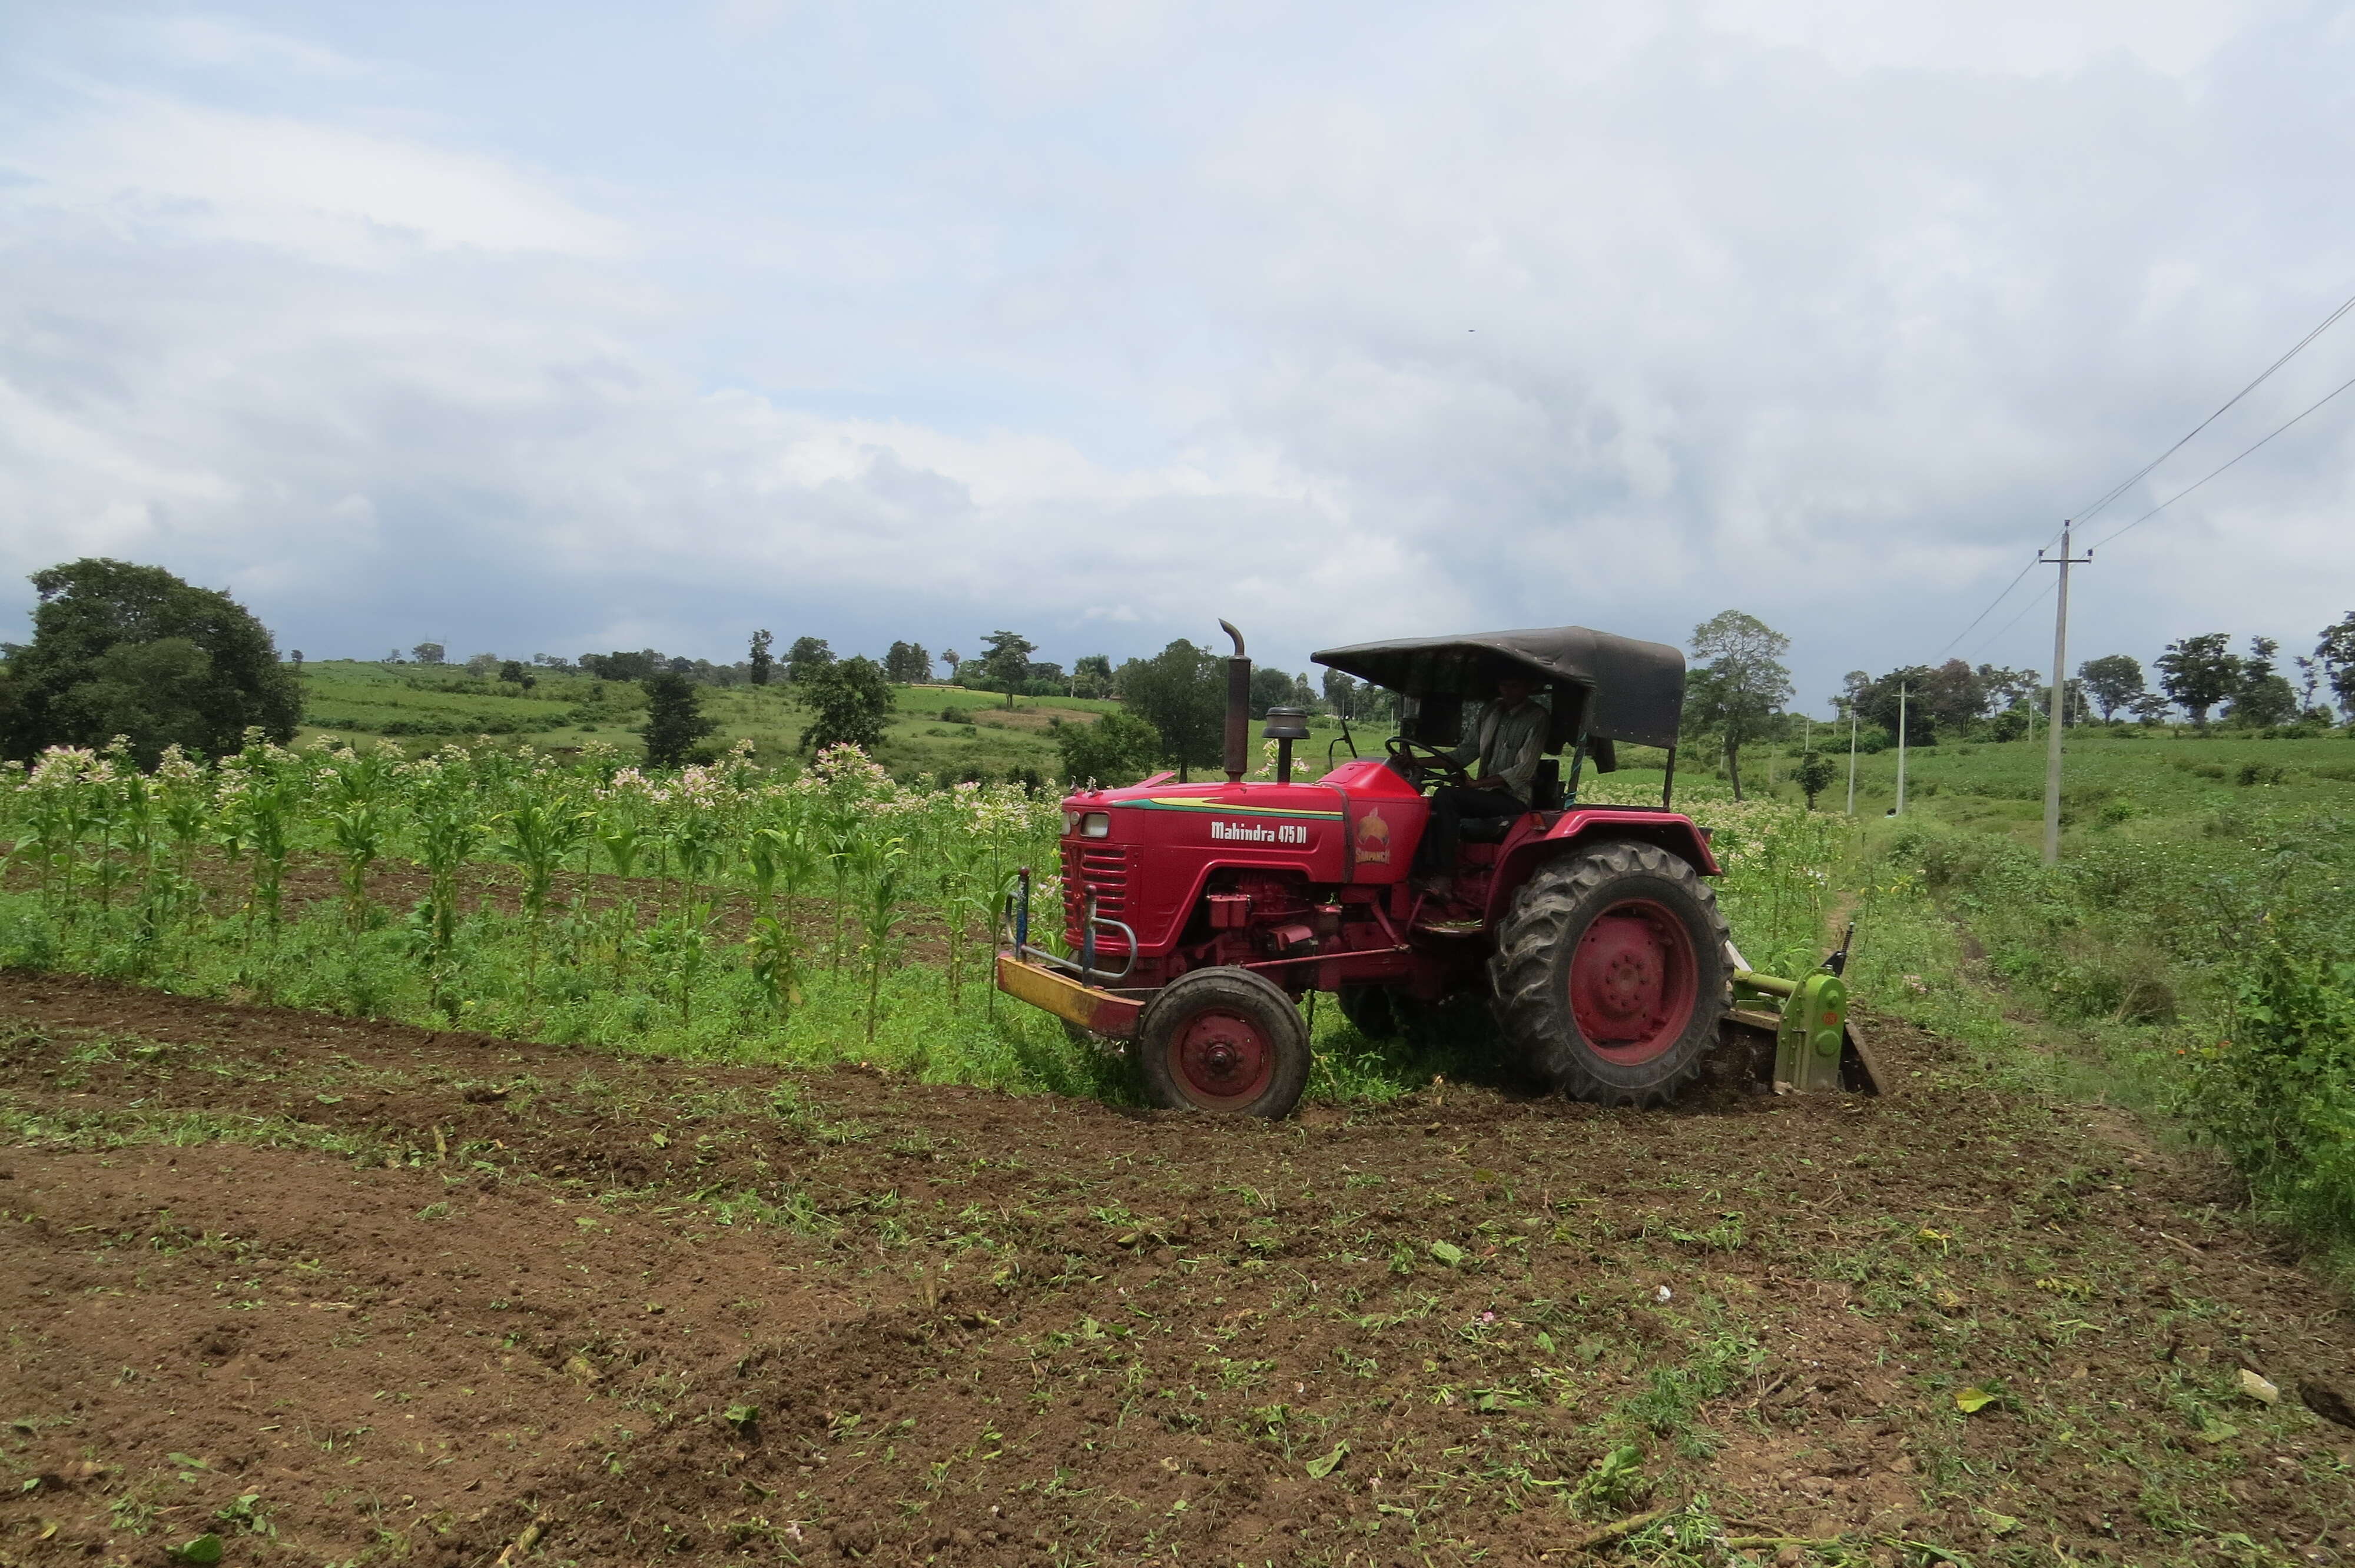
[{"x1": 1482, "y1": 808, "x2": 1720, "y2": 926}]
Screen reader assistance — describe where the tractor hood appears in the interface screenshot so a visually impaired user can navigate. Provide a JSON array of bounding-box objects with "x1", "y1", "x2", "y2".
[
  {"x1": 1063, "y1": 775, "x2": 1354, "y2": 835},
  {"x1": 1312, "y1": 625, "x2": 1684, "y2": 752},
  {"x1": 1062, "y1": 762, "x2": 1425, "y2": 897},
  {"x1": 1064, "y1": 758, "x2": 1419, "y2": 820}
]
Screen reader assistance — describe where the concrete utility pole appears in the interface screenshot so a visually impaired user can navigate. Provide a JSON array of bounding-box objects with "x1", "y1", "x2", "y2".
[
  {"x1": 2039, "y1": 523, "x2": 2094, "y2": 866},
  {"x1": 1845, "y1": 701, "x2": 1858, "y2": 815},
  {"x1": 1894, "y1": 685, "x2": 1908, "y2": 815}
]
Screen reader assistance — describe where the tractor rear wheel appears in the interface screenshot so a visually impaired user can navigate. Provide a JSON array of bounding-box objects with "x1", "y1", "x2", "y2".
[
  {"x1": 1136, "y1": 967, "x2": 1311, "y2": 1118},
  {"x1": 1491, "y1": 840, "x2": 1730, "y2": 1107}
]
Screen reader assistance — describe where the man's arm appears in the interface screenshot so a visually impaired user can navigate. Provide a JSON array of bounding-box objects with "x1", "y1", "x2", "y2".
[{"x1": 1446, "y1": 704, "x2": 1491, "y2": 769}]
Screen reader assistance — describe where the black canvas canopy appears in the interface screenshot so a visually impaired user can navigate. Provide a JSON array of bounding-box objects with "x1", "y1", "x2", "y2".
[{"x1": 1312, "y1": 626, "x2": 1686, "y2": 752}]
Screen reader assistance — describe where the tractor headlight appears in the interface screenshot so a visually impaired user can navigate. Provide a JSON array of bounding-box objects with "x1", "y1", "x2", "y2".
[
  {"x1": 1080, "y1": 812, "x2": 1110, "y2": 839},
  {"x1": 1062, "y1": 812, "x2": 1079, "y2": 835}
]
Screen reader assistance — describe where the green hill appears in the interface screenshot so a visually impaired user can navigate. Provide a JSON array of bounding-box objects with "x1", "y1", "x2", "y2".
[{"x1": 293, "y1": 660, "x2": 1367, "y2": 783}]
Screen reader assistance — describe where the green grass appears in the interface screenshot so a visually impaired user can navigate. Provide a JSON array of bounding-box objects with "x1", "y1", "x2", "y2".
[
  {"x1": 1775, "y1": 726, "x2": 2355, "y2": 1258},
  {"x1": 294, "y1": 660, "x2": 1372, "y2": 785}
]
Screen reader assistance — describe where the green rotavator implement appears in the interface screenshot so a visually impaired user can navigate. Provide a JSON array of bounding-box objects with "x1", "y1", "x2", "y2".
[
  {"x1": 1726, "y1": 926, "x2": 1886, "y2": 1095},
  {"x1": 995, "y1": 619, "x2": 1885, "y2": 1118}
]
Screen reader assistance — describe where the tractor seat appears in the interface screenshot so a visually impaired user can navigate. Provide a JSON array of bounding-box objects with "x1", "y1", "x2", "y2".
[{"x1": 1458, "y1": 817, "x2": 1516, "y2": 843}]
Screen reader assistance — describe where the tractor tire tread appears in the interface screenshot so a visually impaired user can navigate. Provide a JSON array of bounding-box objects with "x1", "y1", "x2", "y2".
[{"x1": 1488, "y1": 839, "x2": 1730, "y2": 1107}]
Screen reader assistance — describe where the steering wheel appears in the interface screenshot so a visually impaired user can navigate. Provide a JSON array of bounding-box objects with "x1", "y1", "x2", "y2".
[{"x1": 1384, "y1": 735, "x2": 1473, "y2": 789}]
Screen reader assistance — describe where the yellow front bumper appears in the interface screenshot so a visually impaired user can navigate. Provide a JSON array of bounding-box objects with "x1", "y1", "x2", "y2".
[{"x1": 995, "y1": 953, "x2": 1144, "y2": 1039}]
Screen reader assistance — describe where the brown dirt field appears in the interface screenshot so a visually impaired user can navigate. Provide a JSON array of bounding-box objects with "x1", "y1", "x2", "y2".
[{"x1": 3, "y1": 973, "x2": 2353, "y2": 1567}]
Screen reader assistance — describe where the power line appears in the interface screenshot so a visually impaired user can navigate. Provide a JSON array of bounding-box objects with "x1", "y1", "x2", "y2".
[
  {"x1": 2071, "y1": 284, "x2": 2355, "y2": 527},
  {"x1": 2087, "y1": 366, "x2": 2355, "y2": 550},
  {"x1": 1936, "y1": 280, "x2": 2355, "y2": 656},
  {"x1": 1938, "y1": 551, "x2": 2051, "y2": 657},
  {"x1": 1962, "y1": 576, "x2": 2055, "y2": 663}
]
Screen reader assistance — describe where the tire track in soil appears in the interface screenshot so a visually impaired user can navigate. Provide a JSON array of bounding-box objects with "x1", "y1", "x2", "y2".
[{"x1": 1, "y1": 971, "x2": 2352, "y2": 1566}]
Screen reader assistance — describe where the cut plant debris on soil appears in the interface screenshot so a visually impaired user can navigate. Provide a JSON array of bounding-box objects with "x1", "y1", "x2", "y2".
[{"x1": 3, "y1": 971, "x2": 2354, "y2": 1567}]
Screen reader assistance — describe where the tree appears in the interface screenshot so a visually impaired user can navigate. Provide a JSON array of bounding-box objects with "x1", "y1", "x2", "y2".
[
  {"x1": 464, "y1": 652, "x2": 499, "y2": 678},
  {"x1": 2227, "y1": 636, "x2": 2298, "y2": 727},
  {"x1": 499, "y1": 659, "x2": 532, "y2": 687},
  {"x1": 1847, "y1": 666, "x2": 1941, "y2": 746},
  {"x1": 1249, "y1": 666, "x2": 1302, "y2": 718},
  {"x1": 2294, "y1": 655, "x2": 2325, "y2": 719},
  {"x1": 1686, "y1": 610, "x2": 1793, "y2": 800},
  {"x1": 2077, "y1": 655, "x2": 2144, "y2": 722},
  {"x1": 800, "y1": 655, "x2": 894, "y2": 754},
  {"x1": 1322, "y1": 669, "x2": 1362, "y2": 719},
  {"x1": 412, "y1": 642, "x2": 446, "y2": 665},
  {"x1": 0, "y1": 559, "x2": 302, "y2": 766},
  {"x1": 748, "y1": 629, "x2": 775, "y2": 686},
  {"x1": 1054, "y1": 710, "x2": 1162, "y2": 787},
  {"x1": 978, "y1": 630, "x2": 1036, "y2": 709},
  {"x1": 1072, "y1": 654, "x2": 1114, "y2": 699},
  {"x1": 889, "y1": 642, "x2": 933, "y2": 683},
  {"x1": 641, "y1": 672, "x2": 717, "y2": 768},
  {"x1": 1976, "y1": 665, "x2": 2044, "y2": 717},
  {"x1": 2316, "y1": 612, "x2": 2355, "y2": 719},
  {"x1": 941, "y1": 647, "x2": 961, "y2": 676},
  {"x1": 1795, "y1": 752, "x2": 1836, "y2": 810},
  {"x1": 582, "y1": 649, "x2": 660, "y2": 682},
  {"x1": 786, "y1": 636, "x2": 834, "y2": 686},
  {"x1": 2155, "y1": 633, "x2": 2238, "y2": 729},
  {"x1": 1118, "y1": 639, "x2": 1225, "y2": 780}
]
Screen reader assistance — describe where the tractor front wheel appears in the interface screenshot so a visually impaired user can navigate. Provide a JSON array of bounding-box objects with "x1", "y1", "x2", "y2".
[
  {"x1": 1491, "y1": 840, "x2": 1730, "y2": 1107},
  {"x1": 1136, "y1": 967, "x2": 1311, "y2": 1118}
]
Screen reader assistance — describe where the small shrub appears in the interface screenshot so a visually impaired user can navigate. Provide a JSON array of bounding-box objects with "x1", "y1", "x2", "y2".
[{"x1": 2173, "y1": 939, "x2": 2355, "y2": 1238}]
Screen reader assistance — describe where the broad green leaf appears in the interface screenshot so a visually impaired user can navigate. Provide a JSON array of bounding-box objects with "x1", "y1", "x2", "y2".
[
  {"x1": 1954, "y1": 1386, "x2": 1999, "y2": 1413},
  {"x1": 171, "y1": 1536, "x2": 224, "y2": 1566},
  {"x1": 1427, "y1": 1240, "x2": 1465, "y2": 1267},
  {"x1": 1305, "y1": 1441, "x2": 1349, "y2": 1479}
]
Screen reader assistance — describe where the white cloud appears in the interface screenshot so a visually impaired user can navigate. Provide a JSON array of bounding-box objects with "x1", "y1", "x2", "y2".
[
  {"x1": 1698, "y1": 0, "x2": 2284, "y2": 78},
  {"x1": 3, "y1": 2, "x2": 2354, "y2": 702},
  {"x1": 143, "y1": 15, "x2": 367, "y2": 77},
  {"x1": 5, "y1": 91, "x2": 628, "y2": 265}
]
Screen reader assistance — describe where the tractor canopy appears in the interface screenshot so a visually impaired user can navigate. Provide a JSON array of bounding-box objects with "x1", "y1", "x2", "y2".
[{"x1": 1311, "y1": 626, "x2": 1685, "y2": 758}]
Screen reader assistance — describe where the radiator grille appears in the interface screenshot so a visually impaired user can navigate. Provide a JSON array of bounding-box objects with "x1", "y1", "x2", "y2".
[{"x1": 1060, "y1": 841, "x2": 1130, "y2": 942}]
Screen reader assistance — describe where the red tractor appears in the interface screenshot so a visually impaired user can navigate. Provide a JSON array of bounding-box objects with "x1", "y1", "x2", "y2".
[{"x1": 996, "y1": 623, "x2": 1864, "y2": 1118}]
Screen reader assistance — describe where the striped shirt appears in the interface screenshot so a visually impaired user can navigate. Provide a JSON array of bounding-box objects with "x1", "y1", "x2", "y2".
[{"x1": 1448, "y1": 699, "x2": 1550, "y2": 796}]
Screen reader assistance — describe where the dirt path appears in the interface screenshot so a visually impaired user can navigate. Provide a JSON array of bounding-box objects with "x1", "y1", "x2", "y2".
[{"x1": 2, "y1": 974, "x2": 2352, "y2": 1567}]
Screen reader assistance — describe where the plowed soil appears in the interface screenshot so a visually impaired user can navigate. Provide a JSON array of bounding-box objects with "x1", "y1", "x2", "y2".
[{"x1": 3, "y1": 972, "x2": 2353, "y2": 1567}]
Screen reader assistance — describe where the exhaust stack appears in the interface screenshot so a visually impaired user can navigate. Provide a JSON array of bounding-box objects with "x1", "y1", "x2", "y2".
[{"x1": 1219, "y1": 619, "x2": 1251, "y2": 784}]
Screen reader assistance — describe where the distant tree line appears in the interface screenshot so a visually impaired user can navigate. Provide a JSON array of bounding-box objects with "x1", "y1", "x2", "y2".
[
  {"x1": 1829, "y1": 612, "x2": 2355, "y2": 747},
  {"x1": 28, "y1": 554, "x2": 2355, "y2": 794}
]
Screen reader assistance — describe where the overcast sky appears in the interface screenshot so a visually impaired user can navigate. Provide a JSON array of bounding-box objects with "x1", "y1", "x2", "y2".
[{"x1": 5, "y1": 1, "x2": 2354, "y2": 711}]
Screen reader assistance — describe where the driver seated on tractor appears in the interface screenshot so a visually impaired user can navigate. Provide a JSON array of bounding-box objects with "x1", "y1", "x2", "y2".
[{"x1": 1411, "y1": 674, "x2": 1550, "y2": 883}]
